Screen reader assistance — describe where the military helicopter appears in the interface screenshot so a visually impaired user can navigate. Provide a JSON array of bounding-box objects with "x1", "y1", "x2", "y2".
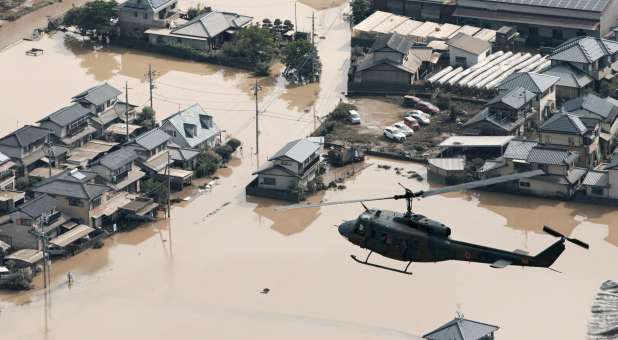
[{"x1": 279, "y1": 170, "x2": 589, "y2": 275}]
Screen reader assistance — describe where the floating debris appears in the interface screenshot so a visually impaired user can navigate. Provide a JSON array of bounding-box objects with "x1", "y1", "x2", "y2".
[
  {"x1": 588, "y1": 280, "x2": 618, "y2": 339},
  {"x1": 260, "y1": 288, "x2": 270, "y2": 294}
]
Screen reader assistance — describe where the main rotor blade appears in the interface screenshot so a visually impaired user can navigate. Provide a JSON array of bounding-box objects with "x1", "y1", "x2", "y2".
[
  {"x1": 421, "y1": 170, "x2": 544, "y2": 198},
  {"x1": 275, "y1": 196, "x2": 395, "y2": 211}
]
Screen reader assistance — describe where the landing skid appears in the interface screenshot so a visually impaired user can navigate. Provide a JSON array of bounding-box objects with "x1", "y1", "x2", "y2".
[{"x1": 350, "y1": 252, "x2": 413, "y2": 275}]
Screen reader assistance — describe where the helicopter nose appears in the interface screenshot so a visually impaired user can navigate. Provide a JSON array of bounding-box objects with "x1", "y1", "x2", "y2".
[{"x1": 338, "y1": 221, "x2": 354, "y2": 239}]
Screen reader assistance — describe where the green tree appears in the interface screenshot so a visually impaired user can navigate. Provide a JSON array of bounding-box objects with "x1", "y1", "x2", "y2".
[
  {"x1": 282, "y1": 39, "x2": 321, "y2": 82},
  {"x1": 225, "y1": 138, "x2": 241, "y2": 151},
  {"x1": 63, "y1": 0, "x2": 118, "y2": 41},
  {"x1": 186, "y1": 5, "x2": 211, "y2": 20},
  {"x1": 351, "y1": 0, "x2": 373, "y2": 24},
  {"x1": 214, "y1": 144, "x2": 234, "y2": 161},
  {"x1": 195, "y1": 150, "x2": 221, "y2": 177},
  {"x1": 136, "y1": 106, "x2": 156, "y2": 129},
  {"x1": 222, "y1": 26, "x2": 276, "y2": 65},
  {"x1": 141, "y1": 178, "x2": 169, "y2": 205}
]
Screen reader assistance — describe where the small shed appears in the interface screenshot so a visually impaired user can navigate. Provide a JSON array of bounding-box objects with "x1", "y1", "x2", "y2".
[
  {"x1": 447, "y1": 33, "x2": 491, "y2": 67},
  {"x1": 5, "y1": 249, "x2": 43, "y2": 268},
  {"x1": 427, "y1": 158, "x2": 465, "y2": 183}
]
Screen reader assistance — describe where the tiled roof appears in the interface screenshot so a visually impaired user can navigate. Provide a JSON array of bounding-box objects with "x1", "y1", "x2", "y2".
[
  {"x1": 72, "y1": 83, "x2": 121, "y2": 107},
  {"x1": 498, "y1": 72, "x2": 559, "y2": 95},
  {"x1": 424, "y1": 317, "x2": 499, "y2": 340},
  {"x1": 171, "y1": 11, "x2": 253, "y2": 39},
  {"x1": 482, "y1": 0, "x2": 609, "y2": 11},
  {"x1": 98, "y1": 148, "x2": 137, "y2": 170},
  {"x1": 271, "y1": 139, "x2": 320, "y2": 163},
  {"x1": 541, "y1": 64, "x2": 593, "y2": 89},
  {"x1": 121, "y1": 0, "x2": 175, "y2": 11},
  {"x1": 583, "y1": 170, "x2": 609, "y2": 187},
  {"x1": 462, "y1": 107, "x2": 531, "y2": 133},
  {"x1": 550, "y1": 36, "x2": 618, "y2": 63},
  {"x1": 0, "y1": 125, "x2": 48, "y2": 148},
  {"x1": 488, "y1": 87, "x2": 536, "y2": 110},
  {"x1": 371, "y1": 32, "x2": 414, "y2": 55},
  {"x1": 526, "y1": 147, "x2": 579, "y2": 165},
  {"x1": 39, "y1": 103, "x2": 91, "y2": 127},
  {"x1": 447, "y1": 33, "x2": 490, "y2": 55},
  {"x1": 540, "y1": 113, "x2": 587, "y2": 135},
  {"x1": 562, "y1": 93, "x2": 618, "y2": 123},
  {"x1": 503, "y1": 139, "x2": 538, "y2": 160},
  {"x1": 356, "y1": 54, "x2": 420, "y2": 74},
  {"x1": 15, "y1": 194, "x2": 58, "y2": 218},
  {"x1": 132, "y1": 128, "x2": 171, "y2": 151},
  {"x1": 162, "y1": 104, "x2": 219, "y2": 148},
  {"x1": 32, "y1": 170, "x2": 110, "y2": 200}
]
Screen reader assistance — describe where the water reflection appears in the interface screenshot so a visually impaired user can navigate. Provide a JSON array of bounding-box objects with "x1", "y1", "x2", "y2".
[
  {"x1": 249, "y1": 193, "x2": 325, "y2": 235},
  {"x1": 63, "y1": 36, "x2": 121, "y2": 81}
]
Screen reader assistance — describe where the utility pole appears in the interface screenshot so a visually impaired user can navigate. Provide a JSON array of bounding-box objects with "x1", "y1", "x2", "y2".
[
  {"x1": 166, "y1": 151, "x2": 171, "y2": 218},
  {"x1": 253, "y1": 79, "x2": 262, "y2": 156},
  {"x1": 313, "y1": 106, "x2": 317, "y2": 131},
  {"x1": 45, "y1": 129, "x2": 53, "y2": 178},
  {"x1": 146, "y1": 64, "x2": 157, "y2": 110},
  {"x1": 33, "y1": 220, "x2": 50, "y2": 289},
  {"x1": 125, "y1": 81, "x2": 130, "y2": 141},
  {"x1": 311, "y1": 12, "x2": 316, "y2": 82},
  {"x1": 294, "y1": 1, "x2": 298, "y2": 34}
]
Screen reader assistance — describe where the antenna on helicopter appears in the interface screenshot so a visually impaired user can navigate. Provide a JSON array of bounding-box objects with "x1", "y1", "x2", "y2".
[{"x1": 398, "y1": 183, "x2": 414, "y2": 217}]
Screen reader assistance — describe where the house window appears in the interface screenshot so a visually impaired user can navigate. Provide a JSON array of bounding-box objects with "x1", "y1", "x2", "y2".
[
  {"x1": 568, "y1": 137, "x2": 575, "y2": 146},
  {"x1": 92, "y1": 196, "x2": 102, "y2": 208},
  {"x1": 544, "y1": 135, "x2": 552, "y2": 144},
  {"x1": 519, "y1": 181, "x2": 531, "y2": 188},
  {"x1": 455, "y1": 56, "x2": 467, "y2": 66},
  {"x1": 262, "y1": 177, "x2": 276, "y2": 185},
  {"x1": 68, "y1": 198, "x2": 84, "y2": 207},
  {"x1": 591, "y1": 187, "x2": 604, "y2": 195}
]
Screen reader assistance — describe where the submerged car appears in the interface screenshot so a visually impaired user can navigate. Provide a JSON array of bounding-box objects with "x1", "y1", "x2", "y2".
[{"x1": 383, "y1": 127, "x2": 406, "y2": 142}]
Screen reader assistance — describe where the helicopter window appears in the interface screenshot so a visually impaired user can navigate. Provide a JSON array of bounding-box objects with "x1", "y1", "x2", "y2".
[{"x1": 355, "y1": 223, "x2": 366, "y2": 235}]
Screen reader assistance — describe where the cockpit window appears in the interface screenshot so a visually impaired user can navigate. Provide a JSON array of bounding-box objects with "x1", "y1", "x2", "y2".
[{"x1": 355, "y1": 223, "x2": 366, "y2": 235}]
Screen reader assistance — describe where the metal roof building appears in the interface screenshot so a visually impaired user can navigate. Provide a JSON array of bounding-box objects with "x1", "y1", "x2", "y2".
[{"x1": 423, "y1": 316, "x2": 499, "y2": 340}]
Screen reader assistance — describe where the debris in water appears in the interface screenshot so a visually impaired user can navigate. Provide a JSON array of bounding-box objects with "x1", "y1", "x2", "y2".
[
  {"x1": 201, "y1": 201, "x2": 231, "y2": 220},
  {"x1": 588, "y1": 280, "x2": 618, "y2": 339},
  {"x1": 260, "y1": 288, "x2": 270, "y2": 294}
]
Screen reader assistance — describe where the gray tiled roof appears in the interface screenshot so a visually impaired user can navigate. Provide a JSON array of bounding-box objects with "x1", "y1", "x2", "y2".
[
  {"x1": 271, "y1": 139, "x2": 320, "y2": 163},
  {"x1": 447, "y1": 33, "x2": 490, "y2": 55},
  {"x1": 488, "y1": 87, "x2": 536, "y2": 110},
  {"x1": 482, "y1": 0, "x2": 609, "y2": 11},
  {"x1": 583, "y1": 170, "x2": 609, "y2": 187},
  {"x1": 72, "y1": 83, "x2": 121, "y2": 107},
  {"x1": 541, "y1": 64, "x2": 593, "y2": 89},
  {"x1": 604, "y1": 156, "x2": 618, "y2": 170},
  {"x1": 498, "y1": 72, "x2": 559, "y2": 95},
  {"x1": 15, "y1": 194, "x2": 58, "y2": 219},
  {"x1": 562, "y1": 93, "x2": 618, "y2": 123},
  {"x1": 526, "y1": 147, "x2": 579, "y2": 165},
  {"x1": 132, "y1": 128, "x2": 171, "y2": 151},
  {"x1": 424, "y1": 318, "x2": 499, "y2": 340},
  {"x1": 121, "y1": 0, "x2": 175, "y2": 10},
  {"x1": 98, "y1": 148, "x2": 137, "y2": 170},
  {"x1": 462, "y1": 107, "x2": 531, "y2": 133},
  {"x1": 550, "y1": 36, "x2": 618, "y2": 63},
  {"x1": 32, "y1": 170, "x2": 110, "y2": 200},
  {"x1": 171, "y1": 11, "x2": 253, "y2": 39},
  {"x1": 371, "y1": 32, "x2": 414, "y2": 55},
  {"x1": 540, "y1": 113, "x2": 587, "y2": 135},
  {"x1": 39, "y1": 103, "x2": 91, "y2": 127},
  {"x1": 162, "y1": 104, "x2": 219, "y2": 148},
  {"x1": 503, "y1": 139, "x2": 538, "y2": 160},
  {"x1": 168, "y1": 144, "x2": 199, "y2": 161},
  {"x1": 356, "y1": 54, "x2": 420, "y2": 74},
  {"x1": 0, "y1": 125, "x2": 48, "y2": 148}
]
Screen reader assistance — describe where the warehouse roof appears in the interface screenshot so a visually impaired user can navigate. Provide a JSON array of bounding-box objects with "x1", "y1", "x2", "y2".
[
  {"x1": 447, "y1": 33, "x2": 490, "y2": 55},
  {"x1": 482, "y1": 0, "x2": 609, "y2": 12},
  {"x1": 439, "y1": 135, "x2": 514, "y2": 148}
]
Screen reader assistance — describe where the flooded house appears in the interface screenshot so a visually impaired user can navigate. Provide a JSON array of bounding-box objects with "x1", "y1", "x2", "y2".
[
  {"x1": 496, "y1": 72, "x2": 559, "y2": 121},
  {"x1": 167, "y1": 143, "x2": 200, "y2": 170},
  {"x1": 463, "y1": 87, "x2": 537, "y2": 136},
  {"x1": 247, "y1": 138, "x2": 321, "y2": 202},
  {"x1": 539, "y1": 113, "x2": 601, "y2": 167},
  {"x1": 0, "y1": 152, "x2": 16, "y2": 191},
  {"x1": 118, "y1": 0, "x2": 180, "y2": 37},
  {"x1": 446, "y1": 33, "x2": 491, "y2": 68},
  {"x1": 0, "y1": 125, "x2": 49, "y2": 176},
  {"x1": 38, "y1": 103, "x2": 96, "y2": 148},
  {"x1": 423, "y1": 315, "x2": 499, "y2": 340},
  {"x1": 145, "y1": 11, "x2": 253, "y2": 51},
  {"x1": 90, "y1": 148, "x2": 145, "y2": 193},
  {"x1": 561, "y1": 93, "x2": 618, "y2": 158},
  {"x1": 160, "y1": 104, "x2": 220, "y2": 149},
  {"x1": 542, "y1": 64, "x2": 593, "y2": 100},
  {"x1": 71, "y1": 83, "x2": 137, "y2": 136},
  {"x1": 582, "y1": 157, "x2": 618, "y2": 200},
  {"x1": 353, "y1": 33, "x2": 420, "y2": 88}
]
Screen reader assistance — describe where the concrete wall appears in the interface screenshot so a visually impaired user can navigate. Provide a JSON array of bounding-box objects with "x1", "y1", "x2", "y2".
[
  {"x1": 357, "y1": 65, "x2": 413, "y2": 85},
  {"x1": 148, "y1": 34, "x2": 210, "y2": 51},
  {"x1": 257, "y1": 174, "x2": 296, "y2": 191},
  {"x1": 517, "y1": 177, "x2": 570, "y2": 198},
  {"x1": 449, "y1": 46, "x2": 487, "y2": 67}
]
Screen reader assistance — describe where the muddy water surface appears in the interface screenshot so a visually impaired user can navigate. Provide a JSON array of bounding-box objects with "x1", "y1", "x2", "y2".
[{"x1": 0, "y1": 1, "x2": 616, "y2": 339}]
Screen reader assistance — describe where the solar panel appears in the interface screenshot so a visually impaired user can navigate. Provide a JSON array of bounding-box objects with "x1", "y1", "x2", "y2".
[{"x1": 485, "y1": 0, "x2": 608, "y2": 11}]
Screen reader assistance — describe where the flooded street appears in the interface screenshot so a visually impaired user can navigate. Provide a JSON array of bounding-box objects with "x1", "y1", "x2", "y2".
[{"x1": 0, "y1": 1, "x2": 616, "y2": 339}]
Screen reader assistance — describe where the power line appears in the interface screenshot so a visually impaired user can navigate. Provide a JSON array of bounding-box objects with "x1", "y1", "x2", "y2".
[{"x1": 156, "y1": 81, "x2": 241, "y2": 96}]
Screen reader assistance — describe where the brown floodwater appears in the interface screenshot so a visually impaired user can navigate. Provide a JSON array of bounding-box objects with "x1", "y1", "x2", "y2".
[{"x1": 0, "y1": 1, "x2": 616, "y2": 339}]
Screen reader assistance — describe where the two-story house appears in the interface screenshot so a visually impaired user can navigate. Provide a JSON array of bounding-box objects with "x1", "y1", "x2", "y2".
[
  {"x1": 353, "y1": 33, "x2": 421, "y2": 87},
  {"x1": 539, "y1": 113, "x2": 601, "y2": 167},
  {"x1": 497, "y1": 72, "x2": 559, "y2": 121},
  {"x1": 30, "y1": 169, "x2": 114, "y2": 227},
  {"x1": 0, "y1": 125, "x2": 49, "y2": 176},
  {"x1": 582, "y1": 157, "x2": 618, "y2": 200},
  {"x1": 463, "y1": 87, "x2": 537, "y2": 136},
  {"x1": 0, "y1": 194, "x2": 69, "y2": 251},
  {"x1": 72, "y1": 83, "x2": 137, "y2": 136},
  {"x1": 160, "y1": 104, "x2": 220, "y2": 149},
  {"x1": 561, "y1": 93, "x2": 618, "y2": 158},
  {"x1": 91, "y1": 148, "x2": 145, "y2": 193},
  {"x1": 545, "y1": 36, "x2": 618, "y2": 97},
  {"x1": 249, "y1": 139, "x2": 321, "y2": 201},
  {"x1": 0, "y1": 152, "x2": 16, "y2": 191},
  {"x1": 38, "y1": 103, "x2": 96, "y2": 148},
  {"x1": 118, "y1": 0, "x2": 179, "y2": 37},
  {"x1": 127, "y1": 128, "x2": 172, "y2": 174}
]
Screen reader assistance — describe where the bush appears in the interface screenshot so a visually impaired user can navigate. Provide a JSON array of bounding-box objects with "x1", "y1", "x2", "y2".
[
  {"x1": 214, "y1": 144, "x2": 234, "y2": 161},
  {"x1": 136, "y1": 106, "x2": 156, "y2": 129},
  {"x1": 254, "y1": 61, "x2": 271, "y2": 76},
  {"x1": 196, "y1": 150, "x2": 221, "y2": 178},
  {"x1": 330, "y1": 102, "x2": 357, "y2": 121},
  {"x1": 15, "y1": 176, "x2": 41, "y2": 191},
  {"x1": 0, "y1": 270, "x2": 33, "y2": 290},
  {"x1": 226, "y1": 138, "x2": 241, "y2": 151},
  {"x1": 141, "y1": 178, "x2": 169, "y2": 205}
]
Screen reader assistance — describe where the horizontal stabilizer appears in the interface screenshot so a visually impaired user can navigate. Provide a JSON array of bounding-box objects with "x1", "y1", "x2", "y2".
[
  {"x1": 490, "y1": 259, "x2": 511, "y2": 269},
  {"x1": 513, "y1": 249, "x2": 529, "y2": 255}
]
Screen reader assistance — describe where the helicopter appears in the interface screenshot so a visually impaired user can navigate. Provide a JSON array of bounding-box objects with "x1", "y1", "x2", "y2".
[{"x1": 279, "y1": 170, "x2": 589, "y2": 275}]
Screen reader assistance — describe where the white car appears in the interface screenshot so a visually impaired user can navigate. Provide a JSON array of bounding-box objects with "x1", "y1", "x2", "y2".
[
  {"x1": 392, "y1": 122, "x2": 415, "y2": 136},
  {"x1": 384, "y1": 127, "x2": 406, "y2": 142},
  {"x1": 348, "y1": 110, "x2": 361, "y2": 124},
  {"x1": 407, "y1": 112, "x2": 430, "y2": 125}
]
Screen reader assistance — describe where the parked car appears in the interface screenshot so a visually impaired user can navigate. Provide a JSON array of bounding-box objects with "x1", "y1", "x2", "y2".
[
  {"x1": 403, "y1": 116, "x2": 421, "y2": 131},
  {"x1": 416, "y1": 101, "x2": 440, "y2": 115},
  {"x1": 407, "y1": 112, "x2": 430, "y2": 125},
  {"x1": 392, "y1": 122, "x2": 415, "y2": 136},
  {"x1": 403, "y1": 95, "x2": 422, "y2": 107},
  {"x1": 405, "y1": 109, "x2": 426, "y2": 117},
  {"x1": 348, "y1": 110, "x2": 361, "y2": 124},
  {"x1": 384, "y1": 127, "x2": 406, "y2": 142}
]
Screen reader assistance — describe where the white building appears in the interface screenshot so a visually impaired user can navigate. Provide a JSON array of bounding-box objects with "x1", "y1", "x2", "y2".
[{"x1": 446, "y1": 33, "x2": 491, "y2": 67}]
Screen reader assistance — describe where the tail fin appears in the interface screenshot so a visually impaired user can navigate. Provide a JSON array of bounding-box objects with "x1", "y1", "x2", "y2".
[{"x1": 533, "y1": 239, "x2": 565, "y2": 268}]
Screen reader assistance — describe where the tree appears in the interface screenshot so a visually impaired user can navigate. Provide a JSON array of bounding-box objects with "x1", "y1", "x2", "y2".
[
  {"x1": 226, "y1": 138, "x2": 241, "y2": 151},
  {"x1": 141, "y1": 178, "x2": 169, "y2": 205},
  {"x1": 330, "y1": 102, "x2": 357, "y2": 121},
  {"x1": 283, "y1": 19, "x2": 294, "y2": 32},
  {"x1": 195, "y1": 150, "x2": 221, "y2": 177},
  {"x1": 186, "y1": 5, "x2": 211, "y2": 20},
  {"x1": 222, "y1": 26, "x2": 276, "y2": 74},
  {"x1": 282, "y1": 39, "x2": 321, "y2": 82},
  {"x1": 214, "y1": 144, "x2": 234, "y2": 161},
  {"x1": 136, "y1": 106, "x2": 156, "y2": 129},
  {"x1": 351, "y1": 0, "x2": 373, "y2": 24},
  {"x1": 63, "y1": 0, "x2": 118, "y2": 41}
]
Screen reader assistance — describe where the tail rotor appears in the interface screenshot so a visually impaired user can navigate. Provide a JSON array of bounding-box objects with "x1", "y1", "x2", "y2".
[{"x1": 543, "y1": 226, "x2": 589, "y2": 249}]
